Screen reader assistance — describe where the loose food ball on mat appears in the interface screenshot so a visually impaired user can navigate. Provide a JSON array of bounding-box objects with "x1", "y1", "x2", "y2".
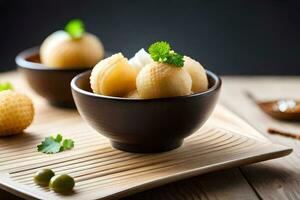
[{"x1": 0, "y1": 90, "x2": 34, "y2": 136}]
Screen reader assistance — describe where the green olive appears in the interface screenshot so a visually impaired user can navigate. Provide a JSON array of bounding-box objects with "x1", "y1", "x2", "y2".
[
  {"x1": 34, "y1": 169, "x2": 55, "y2": 186},
  {"x1": 49, "y1": 174, "x2": 75, "y2": 193}
]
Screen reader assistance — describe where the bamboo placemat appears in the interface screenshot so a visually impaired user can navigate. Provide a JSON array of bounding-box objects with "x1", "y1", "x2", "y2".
[
  {"x1": 0, "y1": 71, "x2": 292, "y2": 199},
  {"x1": 0, "y1": 102, "x2": 292, "y2": 200}
]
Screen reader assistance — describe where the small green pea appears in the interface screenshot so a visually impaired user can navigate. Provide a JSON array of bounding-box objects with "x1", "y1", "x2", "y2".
[
  {"x1": 34, "y1": 169, "x2": 55, "y2": 186},
  {"x1": 49, "y1": 174, "x2": 75, "y2": 193}
]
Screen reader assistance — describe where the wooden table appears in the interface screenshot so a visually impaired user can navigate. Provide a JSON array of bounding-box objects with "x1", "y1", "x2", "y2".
[{"x1": 1, "y1": 72, "x2": 299, "y2": 200}]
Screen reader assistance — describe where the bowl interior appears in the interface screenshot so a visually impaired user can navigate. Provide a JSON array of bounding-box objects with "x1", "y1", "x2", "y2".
[
  {"x1": 76, "y1": 71, "x2": 93, "y2": 93},
  {"x1": 26, "y1": 53, "x2": 41, "y2": 63}
]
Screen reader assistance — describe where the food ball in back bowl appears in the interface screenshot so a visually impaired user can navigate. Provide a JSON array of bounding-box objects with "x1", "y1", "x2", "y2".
[
  {"x1": 16, "y1": 19, "x2": 105, "y2": 108},
  {"x1": 72, "y1": 41, "x2": 221, "y2": 153}
]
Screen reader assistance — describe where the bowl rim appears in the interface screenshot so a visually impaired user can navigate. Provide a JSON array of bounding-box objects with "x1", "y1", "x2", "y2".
[
  {"x1": 15, "y1": 46, "x2": 110, "y2": 72},
  {"x1": 71, "y1": 69, "x2": 222, "y2": 101}
]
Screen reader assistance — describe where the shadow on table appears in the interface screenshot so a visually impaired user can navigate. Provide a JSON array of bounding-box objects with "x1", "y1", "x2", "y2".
[{"x1": 241, "y1": 160, "x2": 299, "y2": 186}]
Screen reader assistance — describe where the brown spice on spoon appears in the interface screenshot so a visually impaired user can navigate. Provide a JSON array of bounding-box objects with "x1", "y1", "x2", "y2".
[{"x1": 268, "y1": 128, "x2": 300, "y2": 140}]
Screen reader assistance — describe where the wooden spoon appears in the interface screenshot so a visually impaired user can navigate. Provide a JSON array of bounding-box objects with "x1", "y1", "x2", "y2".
[{"x1": 245, "y1": 91, "x2": 300, "y2": 121}]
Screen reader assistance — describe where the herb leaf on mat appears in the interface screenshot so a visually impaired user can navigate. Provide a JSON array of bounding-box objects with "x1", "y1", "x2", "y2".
[{"x1": 37, "y1": 134, "x2": 74, "y2": 154}]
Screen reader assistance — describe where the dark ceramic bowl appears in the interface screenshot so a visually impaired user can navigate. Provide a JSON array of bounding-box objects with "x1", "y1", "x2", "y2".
[
  {"x1": 15, "y1": 47, "x2": 94, "y2": 108},
  {"x1": 71, "y1": 70, "x2": 221, "y2": 153}
]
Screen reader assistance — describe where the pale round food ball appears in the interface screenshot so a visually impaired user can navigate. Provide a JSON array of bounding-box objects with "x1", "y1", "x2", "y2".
[
  {"x1": 40, "y1": 31, "x2": 104, "y2": 68},
  {"x1": 184, "y1": 56, "x2": 208, "y2": 93},
  {"x1": 125, "y1": 90, "x2": 140, "y2": 99},
  {"x1": 0, "y1": 91, "x2": 34, "y2": 136},
  {"x1": 136, "y1": 62, "x2": 192, "y2": 99},
  {"x1": 90, "y1": 53, "x2": 137, "y2": 97}
]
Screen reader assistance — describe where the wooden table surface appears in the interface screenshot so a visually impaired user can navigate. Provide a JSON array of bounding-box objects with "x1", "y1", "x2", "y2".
[{"x1": 1, "y1": 71, "x2": 299, "y2": 200}]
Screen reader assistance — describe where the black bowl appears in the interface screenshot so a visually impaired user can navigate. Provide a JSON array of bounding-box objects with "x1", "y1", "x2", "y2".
[
  {"x1": 16, "y1": 47, "x2": 96, "y2": 108},
  {"x1": 71, "y1": 70, "x2": 221, "y2": 153}
]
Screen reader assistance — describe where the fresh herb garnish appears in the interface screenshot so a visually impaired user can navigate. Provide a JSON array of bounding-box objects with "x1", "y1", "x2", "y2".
[
  {"x1": 148, "y1": 41, "x2": 184, "y2": 67},
  {"x1": 0, "y1": 82, "x2": 13, "y2": 91},
  {"x1": 37, "y1": 134, "x2": 74, "y2": 154},
  {"x1": 64, "y1": 19, "x2": 85, "y2": 39},
  {"x1": 62, "y1": 139, "x2": 75, "y2": 150}
]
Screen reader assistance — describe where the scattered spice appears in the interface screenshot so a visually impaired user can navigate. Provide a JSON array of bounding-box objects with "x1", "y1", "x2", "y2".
[{"x1": 267, "y1": 128, "x2": 300, "y2": 140}]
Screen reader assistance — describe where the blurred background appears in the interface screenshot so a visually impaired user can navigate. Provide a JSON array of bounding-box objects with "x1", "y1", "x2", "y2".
[{"x1": 0, "y1": 0, "x2": 299, "y2": 75}]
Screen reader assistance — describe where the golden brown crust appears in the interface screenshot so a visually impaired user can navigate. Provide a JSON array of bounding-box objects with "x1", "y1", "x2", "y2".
[{"x1": 0, "y1": 91, "x2": 34, "y2": 136}]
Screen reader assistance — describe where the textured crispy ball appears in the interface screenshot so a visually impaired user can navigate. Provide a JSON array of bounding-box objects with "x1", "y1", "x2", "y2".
[
  {"x1": 40, "y1": 31, "x2": 104, "y2": 68},
  {"x1": 0, "y1": 91, "x2": 34, "y2": 136},
  {"x1": 184, "y1": 56, "x2": 208, "y2": 93},
  {"x1": 136, "y1": 62, "x2": 192, "y2": 99},
  {"x1": 90, "y1": 53, "x2": 137, "y2": 97}
]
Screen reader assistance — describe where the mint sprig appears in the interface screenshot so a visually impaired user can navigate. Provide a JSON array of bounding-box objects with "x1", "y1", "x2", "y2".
[
  {"x1": 148, "y1": 41, "x2": 184, "y2": 67},
  {"x1": 65, "y1": 19, "x2": 85, "y2": 39},
  {"x1": 37, "y1": 134, "x2": 74, "y2": 154},
  {"x1": 0, "y1": 82, "x2": 13, "y2": 92}
]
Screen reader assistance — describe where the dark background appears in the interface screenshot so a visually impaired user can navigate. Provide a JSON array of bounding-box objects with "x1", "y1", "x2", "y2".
[{"x1": 0, "y1": 0, "x2": 299, "y2": 75}]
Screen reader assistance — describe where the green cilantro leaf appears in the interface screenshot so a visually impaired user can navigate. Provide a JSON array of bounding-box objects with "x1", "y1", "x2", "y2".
[
  {"x1": 65, "y1": 19, "x2": 85, "y2": 39},
  {"x1": 166, "y1": 52, "x2": 184, "y2": 67},
  {"x1": 0, "y1": 82, "x2": 14, "y2": 92},
  {"x1": 148, "y1": 41, "x2": 184, "y2": 67},
  {"x1": 148, "y1": 41, "x2": 170, "y2": 61},
  {"x1": 37, "y1": 137, "x2": 61, "y2": 154},
  {"x1": 37, "y1": 134, "x2": 74, "y2": 154},
  {"x1": 55, "y1": 134, "x2": 63, "y2": 143},
  {"x1": 63, "y1": 139, "x2": 74, "y2": 150}
]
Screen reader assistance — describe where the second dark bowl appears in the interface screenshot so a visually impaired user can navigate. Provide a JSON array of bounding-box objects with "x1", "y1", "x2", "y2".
[
  {"x1": 71, "y1": 70, "x2": 222, "y2": 153},
  {"x1": 16, "y1": 47, "x2": 94, "y2": 108}
]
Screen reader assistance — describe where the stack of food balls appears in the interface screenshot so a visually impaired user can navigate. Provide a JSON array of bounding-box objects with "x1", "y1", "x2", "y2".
[{"x1": 90, "y1": 41, "x2": 208, "y2": 99}]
